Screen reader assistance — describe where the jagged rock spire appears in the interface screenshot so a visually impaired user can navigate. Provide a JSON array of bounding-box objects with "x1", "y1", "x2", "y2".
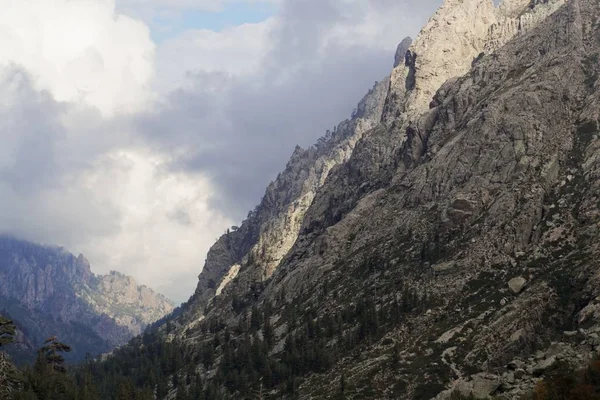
[
  {"x1": 382, "y1": 0, "x2": 567, "y2": 123},
  {"x1": 393, "y1": 37, "x2": 413, "y2": 68}
]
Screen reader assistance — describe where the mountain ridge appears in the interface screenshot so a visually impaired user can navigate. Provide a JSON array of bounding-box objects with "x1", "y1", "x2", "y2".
[
  {"x1": 82, "y1": 0, "x2": 600, "y2": 399},
  {"x1": 0, "y1": 235, "x2": 174, "y2": 362}
]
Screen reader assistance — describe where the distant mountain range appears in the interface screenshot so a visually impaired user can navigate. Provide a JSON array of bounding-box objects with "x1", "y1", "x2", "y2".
[{"x1": 0, "y1": 236, "x2": 174, "y2": 363}]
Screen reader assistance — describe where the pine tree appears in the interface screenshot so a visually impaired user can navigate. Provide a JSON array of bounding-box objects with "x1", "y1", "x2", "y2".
[
  {"x1": 0, "y1": 317, "x2": 15, "y2": 347},
  {"x1": 38, "y1": 336, "x2": 71, "y2": 374},
  {"x1": 0, "y1": 352, "x2": 22, "y2": 399},
  {"x1": 391, "y1": 342, "x2": 401, "y2": 370},
  {"x1": 175, "y1": 385, "x2": 190, "y2": 400},
  {"x1": 24, "y1": 336, "x2": 77, "y2": 399},
  {"x1": 116, "y1": 379, "x2": 136, "y2": 400},
  {"x1": 78, "y1": 371, "x2": 101, "y2": 400}
]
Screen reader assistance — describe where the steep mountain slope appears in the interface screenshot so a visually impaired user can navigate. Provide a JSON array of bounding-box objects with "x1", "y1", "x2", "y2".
[
  {"x1": 93, "y1": 0, "x2": 600, "y2": 399},
  {"x1": 180, "y1": 52, "x2": 409, "y2": 328},
  {"x1": 0, "y1": 236, "x2": 174, "y2": 362}
]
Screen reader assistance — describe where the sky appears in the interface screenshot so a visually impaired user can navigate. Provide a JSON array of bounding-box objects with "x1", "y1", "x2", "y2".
[{"x1": 0, "y1": 0, "x2": 443, "y2": 303}]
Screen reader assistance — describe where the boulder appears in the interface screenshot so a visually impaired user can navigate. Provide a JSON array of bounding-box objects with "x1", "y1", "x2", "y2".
[
  {"x1": 533, "y1": 356, "x2": 557, "y2": 375},
  {"x1": 506, "y1": 372, "x2": 515, "y2": 384},
  {"x1": 508, "y1": 277, "x2": 527, "y2": 294},
  {"x1": 471, "y1": 376, "x2": 501, "y2": 398},
  {"x1": 508, "y1": 359, "x2": 524, "y2": 370}
]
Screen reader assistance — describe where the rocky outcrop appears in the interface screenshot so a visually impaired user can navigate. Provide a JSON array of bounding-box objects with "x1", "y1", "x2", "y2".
[
  {"x1": 508, "y1": 277, "x2": 527, "y2": 294},
  {"x1": 0, "y1": 236, "x2": 173, "y2": 361},
  {"x1": 82, "y1": 271, "x2": 174, "y2": 336},
  {"x1": 436, "y1": 331, "x2": 600, "y2": 400},
  {"x1": 486, "y1": 0, "x2": 566, "y2": 52},
  {"x1": 394, "y1": 37, "x2": 413, "y2": 69},
  {"x1": 383, "y1": 0, "x2": 565, "y2": 124}
]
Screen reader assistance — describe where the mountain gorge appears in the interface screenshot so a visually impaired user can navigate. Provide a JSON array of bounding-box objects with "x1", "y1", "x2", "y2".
[
  {"x1": 0, "y1": 236, "x2": 174, "y2": 362},
  {"x1": 32, "y1": 0, "x2": 600, "y2": 399}
]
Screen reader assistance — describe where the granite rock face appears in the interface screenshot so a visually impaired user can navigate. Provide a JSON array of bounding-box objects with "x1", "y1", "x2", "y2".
[
  {"x1": 112, "y1": 0, "x2": 600, "y2": 398},
  {"x1": 181, "y1": 71, "x2": 394, "y2": 326},
  {"x1": 0, "y1": 236, "x2": 173, "y2": 361}
]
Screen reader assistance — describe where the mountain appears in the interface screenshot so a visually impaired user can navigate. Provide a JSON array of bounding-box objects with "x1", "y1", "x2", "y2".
[
  {"x1": 0, "y1": 236, "x2": 174, "y2": 363},
  {"x1": 85, "y1": 0, "x2": 600, "y2": 399}
]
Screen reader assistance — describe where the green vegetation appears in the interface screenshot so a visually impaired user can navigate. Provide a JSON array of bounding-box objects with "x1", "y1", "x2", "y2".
[
  {"x1": 0, "y1": 278, "x2": 424, "y2": 400},
  {"x1": 527, "y1": 360, "x2": 600, "y2": 400},
  {"x1": 0, "y1": 316, "x2": 15, "y2": 347}
]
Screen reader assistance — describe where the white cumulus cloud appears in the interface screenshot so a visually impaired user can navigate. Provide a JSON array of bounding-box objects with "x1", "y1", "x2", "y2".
[
  {"x1": 77, "y1": 150, "x2": 234, "y2": 300},
  {"x1": 0, "y1": 0, "x2": 155, "y2": 116},
  {"x1": 155, "y1": 20, "x2": 274, "y2": 92},
  {"x1": 0, "y1": 0, "x2": 233, "y2": 302}
]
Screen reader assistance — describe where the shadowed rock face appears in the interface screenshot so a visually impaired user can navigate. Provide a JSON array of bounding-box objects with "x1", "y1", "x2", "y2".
[
  {"x1": 103, "y1": 0, "x2": 600, "y2": 398},
  {"x1": 0, "y1": 236, "x2": 173, "y2": 362}
]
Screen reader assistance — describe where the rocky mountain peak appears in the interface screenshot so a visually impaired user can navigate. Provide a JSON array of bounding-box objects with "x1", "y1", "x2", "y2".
[
  {"x1": 0, "y1": 237, "x2": 174, "y2": 361},
  {"x1": 393, "y1": 36, "x2": 413, "y2": 68},
  {"x1": 90, "y1": 272, "x2": 174, "y2": 336},
  {"x1": 382, "y1": 0, "x2": 565, "y2": 124}
]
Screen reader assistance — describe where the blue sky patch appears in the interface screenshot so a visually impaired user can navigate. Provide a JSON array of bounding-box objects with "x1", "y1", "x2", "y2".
[{"x1": 151, "y1": 2, "x2": 277, "y2": 42}]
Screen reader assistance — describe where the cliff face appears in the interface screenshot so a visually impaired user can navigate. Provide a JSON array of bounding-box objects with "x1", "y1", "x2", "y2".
[
  {"x1": 101, "y1": 0, "x2": 600, "y2": 398},
  {"x1": 82, "y1": 271, "x2": 174, "y2": 336},
  {"x1": 182, "y1": 69, "x2": 397, "y2": 326},
  {"x1": 384, "y1": 0, "x2": 566, "y2": 124},
  {"x1": 0, "y1": 237, "x2": 173, "y2": 362}
]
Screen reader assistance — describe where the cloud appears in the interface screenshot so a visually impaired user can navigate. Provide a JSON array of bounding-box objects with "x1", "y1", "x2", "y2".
[
  {"x1": 0, "y1": 65, "x2": 121, "y2": 250},
  {"x1": 0, "y1": 0, "x2": 232, "y2": 302},
  {"x1": 76, "y1": 150, "x2": 234, "y2": 300},
  {"x1": 143, "y1": 0, "x2": 442, "y2": 219},
  {"x1": 0, "y1": 0, "x2": 155, "y2": 115},
  {"x1": 155, "y1": 20, "x2": 274, "y2": 92},
  {"x1": 0, "y1": 65, "x2": 233, "y2": 301},
  {"x1": 0, "y1": 0, "x2": 444, "y2": 303}
]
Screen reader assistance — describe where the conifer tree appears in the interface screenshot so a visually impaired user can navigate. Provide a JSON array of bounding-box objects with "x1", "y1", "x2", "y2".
[
  {"x1": 0, "y1": 317, "x2": 16, "y2": 347},
  {"x1": 38, "y1": 336, "x2": 71, "y2": 374},
  {"x1": 116, "y1": 379, "x2": 136, "y2": 400}
]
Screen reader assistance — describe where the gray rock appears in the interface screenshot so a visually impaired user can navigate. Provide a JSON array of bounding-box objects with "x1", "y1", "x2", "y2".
[
  {"x1": 432, "y1": 261, "x2": 457, "y2": 273},
  {"x1": 508, "y1": 359, "x2": 524, "y2": 370},
  {"x1": 514, "y1": 369, "x2": 526, "y2": 380},
  {"x1": 471, "y1": 377, "x2": 501, "y2": 398},
  {"x1": 533, "y1": 357, "x2": 557, "y2": 375},
  {"x1": 393, "y1": 37, "x2": 413, "y2": 68},
  {"x1": 507, "y1": 372, "x2": 515, "y2": 384},
  {"x1": 508, "y1": 277, "x2": 528, "y2": 294}
]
